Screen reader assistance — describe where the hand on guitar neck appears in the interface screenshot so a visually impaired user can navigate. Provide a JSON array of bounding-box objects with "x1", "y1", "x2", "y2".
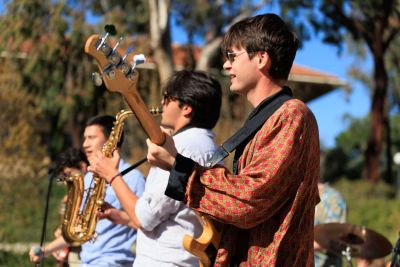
[{"x1": 146, "y1": 128, "x2": 177, "y2": 171}]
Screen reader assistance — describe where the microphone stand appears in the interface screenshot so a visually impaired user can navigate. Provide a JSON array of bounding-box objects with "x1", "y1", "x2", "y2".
[
  {"x1": 390, "y1": 233, "x2": 400, "y2": 267},
  {"x1": 34, "y1": 168, "x2": 57, "y2": 267},
  {"x1": 33, "y1": 157, "x2": 146, "y2": 267},
  {"x1": 342, "y1": 245, "x2": 354, "y2": 267}
]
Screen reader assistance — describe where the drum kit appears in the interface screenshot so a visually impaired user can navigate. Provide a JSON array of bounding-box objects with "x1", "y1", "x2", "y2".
[{"x1": 315, "y1": 223, "x2": 400, "y2": 267}]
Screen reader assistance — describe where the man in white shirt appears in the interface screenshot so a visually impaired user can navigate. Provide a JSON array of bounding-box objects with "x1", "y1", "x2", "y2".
[{"x1": 89, "y1": 70, "x2": 222, "y2": 266}]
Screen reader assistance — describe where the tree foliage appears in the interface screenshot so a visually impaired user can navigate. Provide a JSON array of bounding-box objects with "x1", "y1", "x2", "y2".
[
  {"x1": 0, "y1": 73, "x2": 47, "y2": 181},
  {"x1": 323, "y1": 113, "x2": 400, "y2": 186},
  {"x1": 322, "y1": 116, "x2": 369, "y2": 182},
  {"x1": 0, "y1": 0, "x2": 111, "y2": 156},
  {"x1": 285, "y1": 0, "x2": 400, "y2": 183}
]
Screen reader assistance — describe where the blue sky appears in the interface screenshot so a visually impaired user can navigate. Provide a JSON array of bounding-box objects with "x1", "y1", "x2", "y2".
[{"x1": 296, "y1": 40, "x2": 371, "y2": 148}]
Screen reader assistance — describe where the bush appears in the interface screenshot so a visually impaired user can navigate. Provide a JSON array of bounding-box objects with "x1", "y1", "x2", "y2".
[
  {"x1": 0, "y1": 250, "x2": 57, "y2": 267},
  {"x1": 333, "y1": 179, "x2": 400, "y2": 245},
  {"x1": 0, "y1": 178, "x2": 66, "y2": 243}
]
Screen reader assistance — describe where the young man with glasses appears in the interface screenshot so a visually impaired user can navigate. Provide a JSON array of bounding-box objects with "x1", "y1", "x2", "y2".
[
  {"x1": 89, "y1": 70, "x2": 222, "y2": 266},
  {"x1": 146, "y1": 13, "x2": 320, "y2": 266}
]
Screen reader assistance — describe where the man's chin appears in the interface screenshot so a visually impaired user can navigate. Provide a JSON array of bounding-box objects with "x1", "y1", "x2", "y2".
[
  {"x1": 229, "y1": 85, "x2": 239, "y2": 93},
  {"x1": 229, "y1": 86, "x2": 245, "y2": 96},
  {"x1": 160, "y1": 123, "x2": 174, "y2": 131},
  {"x1": 86, "y1": 154, "x2": 93, "y2": 164}
]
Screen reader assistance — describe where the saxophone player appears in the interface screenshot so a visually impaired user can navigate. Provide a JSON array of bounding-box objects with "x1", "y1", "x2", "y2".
[
  {"x1": 30, "y1": 115, "x2": 146, "y2": 267},
  {"x1": 30, "y1": 148, "x2": 88, "y2": 267},
  {"x1": 89, "y1": 70, "x2": 222, "y2": 266}
]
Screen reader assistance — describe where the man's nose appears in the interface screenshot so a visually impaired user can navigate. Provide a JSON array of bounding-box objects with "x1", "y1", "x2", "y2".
[
  {"x1": 82, "y1": 139, "x2": 89, "y2": 148},
  {"x1": 223, "y1": 60, "x2": 231, "y2": 70}
]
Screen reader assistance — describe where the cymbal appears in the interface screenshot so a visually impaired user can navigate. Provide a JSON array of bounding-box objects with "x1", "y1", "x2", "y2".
[{"x1": 314, "y1": 223, "x2": 393, "y2": 259}]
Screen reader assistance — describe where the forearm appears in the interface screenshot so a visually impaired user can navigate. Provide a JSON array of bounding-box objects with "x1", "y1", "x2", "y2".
[
  {"x1": 42, "y1": 236, "x2": 69, "y2": 256},
  {"x1": 111, "y1": 176, "x2": 142, "y2": 229}
]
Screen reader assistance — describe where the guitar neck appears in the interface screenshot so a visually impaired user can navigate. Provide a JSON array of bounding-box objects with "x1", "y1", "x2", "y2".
[
  {"x1": 122, "y1": 89, "x2": 165, "y2": 146},
  {"x1": 84, "y1": 33, "x2": 165, "y2": 145}
]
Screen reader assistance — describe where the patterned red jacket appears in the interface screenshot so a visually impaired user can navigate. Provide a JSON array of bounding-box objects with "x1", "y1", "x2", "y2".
[{"x1": 185, "y1": 99, "x2": 320, "y2": 266}]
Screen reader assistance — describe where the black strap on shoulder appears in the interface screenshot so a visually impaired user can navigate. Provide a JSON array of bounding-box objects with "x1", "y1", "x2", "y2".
[{"x1": 206, "y1": 87, "x2": 293, "y2": 168}]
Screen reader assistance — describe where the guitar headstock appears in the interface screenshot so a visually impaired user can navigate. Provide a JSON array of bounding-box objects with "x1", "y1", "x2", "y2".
[
  {"x1": 84, "y1": 25, "x2": 146, "y2": 95},
  {"x1": 84, "y1": 26, "x2": 165, "y2": 145}
]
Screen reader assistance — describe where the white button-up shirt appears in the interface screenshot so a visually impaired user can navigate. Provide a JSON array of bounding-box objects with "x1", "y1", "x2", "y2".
[{"x1": 134, "y1": 127, "x2": 217, "y2": 267}]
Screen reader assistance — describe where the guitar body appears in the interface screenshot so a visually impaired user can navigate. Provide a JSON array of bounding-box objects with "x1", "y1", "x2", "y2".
[
  {"x1": 85, "y1": 31, "x2": 220, "y2": 266},
  {"x1": 183, "y1": 212, "x2": 222, "y2": 267}
]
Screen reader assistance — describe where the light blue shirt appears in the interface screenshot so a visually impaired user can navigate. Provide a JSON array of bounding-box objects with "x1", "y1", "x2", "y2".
[
  {"x1": 314, "y1": 183, "x2": 347, "y2": 267},
  {"x1": 80, "y1": 158, "x2": 145, "y2": 267},
  {"x1": 134, "y1": 127, "x2": 217, "y2": 267}
]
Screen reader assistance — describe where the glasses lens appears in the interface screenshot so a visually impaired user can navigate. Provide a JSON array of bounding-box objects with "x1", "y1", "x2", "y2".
[
  {"x1": 226, "y1": 51, "x2": 246, "y2": 62},
  {"x1": 162, "y1": 92, "x2": 181, "y2": 104},
  {"x1": 226, "y1": 52, "x2": 234, "y2": 62}
]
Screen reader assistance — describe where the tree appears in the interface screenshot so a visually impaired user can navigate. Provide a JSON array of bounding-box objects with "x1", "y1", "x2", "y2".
[
  {"x1": 172, "y1": 0, "x2": 270, "y2": 71},
  {"x1": 0, "y1": 73, "x2": 47, "y2": 181},
  {"x1": 0, "y1": 0, "x2": 108, "y2": 156},
  {"x1": 290, "y1": 0, "x2": 400, "y2": 183},
  {"x1": 322, "y1": 115, "x2": 369, "y2": 182}
]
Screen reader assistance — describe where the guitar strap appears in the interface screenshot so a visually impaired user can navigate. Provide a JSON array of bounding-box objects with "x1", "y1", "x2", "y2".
[{"x1": 206, "y1": 86, "x2": 293, "y2": 173}]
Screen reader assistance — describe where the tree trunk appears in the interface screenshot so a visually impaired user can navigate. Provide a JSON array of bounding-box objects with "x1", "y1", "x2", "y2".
[
  {"x1": 363, "y1": 49, "x2": 388, "y2": 183},
  {"x1": 384, "y1": 109, "x2": 393, "y2": 184},
  {"x1": 149, "y1": 0, "x2": 174, "y2": 85},
  {"x1": 196, "y1": 37, "x2": 222, "y2": 71}
]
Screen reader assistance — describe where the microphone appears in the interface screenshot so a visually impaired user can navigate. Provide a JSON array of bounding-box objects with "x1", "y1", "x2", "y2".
[{"x1": 32, "y1": 246, "x2": 42, "y2": 256}]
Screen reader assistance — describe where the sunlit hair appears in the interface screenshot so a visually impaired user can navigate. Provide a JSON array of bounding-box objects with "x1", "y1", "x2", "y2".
[
  {"x1": 53, "y1": 147, "x2": 88, "y2": 176},
  {"x1": 221, "y1": 13, "x2": 300, "y2": 81},
  {"x1": 162, "y1": 70, "x2": 222, "y2": 129}
]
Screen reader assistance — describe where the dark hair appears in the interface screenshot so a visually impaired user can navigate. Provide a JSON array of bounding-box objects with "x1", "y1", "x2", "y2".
[
  {"x1": 163, "y1": 70, "x2": 222, "y2": 129},
  {"x1": 85, "y1": 114, "x2": 124, "y2": 148},
  {"x1": 53, "y1": 147, "x2": 88, "y2": 176},
  {"x1": 221, "y1": 13, "x2": 299, "y2": 81}
]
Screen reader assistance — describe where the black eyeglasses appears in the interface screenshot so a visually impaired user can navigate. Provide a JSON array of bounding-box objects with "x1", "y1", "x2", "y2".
[
  {"x1": 162, "y1": 92, "x2": 183, "y2": 105},
  {"x1": 226, "y1": 51, "x2": 247, "y2": 63}
]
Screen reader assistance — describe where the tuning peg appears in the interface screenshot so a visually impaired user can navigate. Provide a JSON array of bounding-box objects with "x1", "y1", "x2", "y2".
[
  {"x1": 96, "y1": 24, "x2": 117, "y2": 51},
  {"x1": 92, "y1": 72, "x2": 103, "y2": 87},
  {"x1": 115, "y1": 45, "x2": 135, "y2": 75},
  {"x1": 104, "y1": 24, "x2": 117, "y2": 36},
  {"x1": 122, "y1": 45, "x2": 134, "y2": 61},
  {"x1": 132, "y1": 54, "x2": 146, "y2": 70},
  {"x1": 92, "y1": 63, "x2": 117, "y2": 84},
  {"x1": 108, "y1": 36, "x2": 124, "y2": 65},
  {"x1": 112, "y1": 36, "x2": 123, "y2": 52}
]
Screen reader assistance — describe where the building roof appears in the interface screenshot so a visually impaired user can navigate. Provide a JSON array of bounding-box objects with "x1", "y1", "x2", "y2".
[
  {"x1": 147, "y1": 44, "x2": 347, "y2": 102},
  {"x1": 288, "y1": 64, "x2": 347, "y2": 102},
  {"x1": 2, "y1": 38, "x2": 346, "y2": 102}
]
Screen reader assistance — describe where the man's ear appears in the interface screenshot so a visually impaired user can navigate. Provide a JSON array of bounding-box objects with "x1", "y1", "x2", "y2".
[
  {"x1": 182, "y1": 104, "x2": 193, "y2": 118},
  {"x1": 80, "y1": 161, "x2": 88, "y2": 173},
  {"x1": 257, "y1": 51, "x2": 270, "y2": 70}
]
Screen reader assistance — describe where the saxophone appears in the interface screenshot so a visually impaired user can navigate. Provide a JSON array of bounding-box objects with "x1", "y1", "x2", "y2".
[{"x1": 61, "y1": 109, "x2": 133, "y2": 245}]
